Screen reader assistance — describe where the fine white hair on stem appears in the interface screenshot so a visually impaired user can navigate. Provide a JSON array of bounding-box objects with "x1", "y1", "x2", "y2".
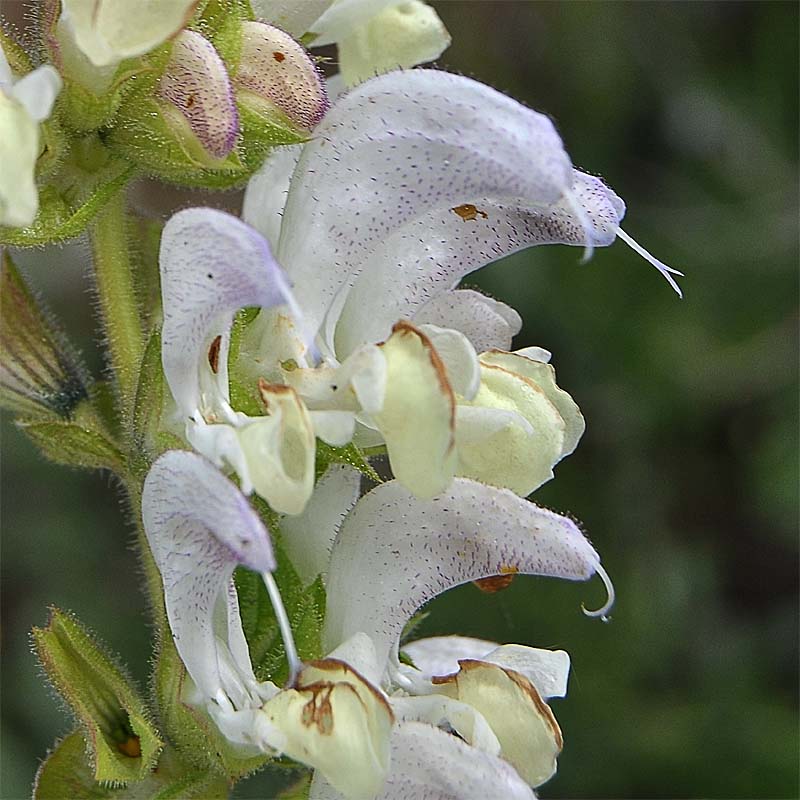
[
  {"x1": 616, "y1": 227, "x2": 685, "y2": 297},
  {"x1": 262, "y1": 571, "x2": 303, "y2": 686},
  {"x1": 581, "y1": 562, "x2": 616, "y2": 621}
]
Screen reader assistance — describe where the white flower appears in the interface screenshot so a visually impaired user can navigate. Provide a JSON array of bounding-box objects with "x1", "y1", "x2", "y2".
[
  {"x1": 160, "y1": 68, "x2": 680, "y2": 512},
  {"x1": 142, "y1": 450, "x2": 393, "y2": 799},
  {"x1": 253, "y1": 0, "x2": 451, "y2": 86},
  {"x1": 0, "y1": 45, "x2": 61, "y2": 228},
  {"x1": 142, "y1": 450, "x2": 614, "y2": 798},
  {"x1": 58, "y1": 0, "x2": 200, "y2": 67}
]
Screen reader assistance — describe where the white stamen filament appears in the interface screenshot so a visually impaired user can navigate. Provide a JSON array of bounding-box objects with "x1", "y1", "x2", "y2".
[
  {"x1": 261, "y1": 571, "x2": 302, "y2": 686},
  {"x1": 615, "y1": 227, "x2": 684, "y2": 298},
  {"x1": 581, "y1": 562, "x2": 616, "y2": 622}
]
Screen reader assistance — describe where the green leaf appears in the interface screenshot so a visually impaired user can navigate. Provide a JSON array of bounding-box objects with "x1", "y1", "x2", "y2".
[
  {"x1": 32, "y1": 609, "x2": 163, "y2": 785},
  {"x1": 34, "y1": 731, "x2": 230, "y2": 799},
  {"x1": 315, "y1": 440, "x2": 382, "y2": 484},
  {"x1": 19, "y1": 407, "x2": 125, "y2": 473}
]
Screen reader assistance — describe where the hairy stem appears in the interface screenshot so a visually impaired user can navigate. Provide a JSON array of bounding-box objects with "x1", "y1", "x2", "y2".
[{"x1": 90, "y1": 191, "x2": 143, "y2": 416}]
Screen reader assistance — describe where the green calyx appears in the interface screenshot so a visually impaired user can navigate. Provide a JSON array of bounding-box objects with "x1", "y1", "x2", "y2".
[{"x1": 32, "y1": 608, "x2": 163, "y2": 785}]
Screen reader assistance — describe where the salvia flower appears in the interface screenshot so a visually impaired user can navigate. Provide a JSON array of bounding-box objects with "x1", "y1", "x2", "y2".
[
  {"x1": 0, "y1": 43, "x2": 61, "y2": 227},
  {"x1": 253, "y1": 0, "x2": 451, "y2": 87},
  {"x1": 142, "y1": 449, "x2": 614, "y2": 798},
  {"x1": 58, "y1": 0, "x2": 199, "y2": 67}
]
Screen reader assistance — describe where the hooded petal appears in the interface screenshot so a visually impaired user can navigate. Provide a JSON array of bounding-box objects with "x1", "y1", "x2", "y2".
[
  {"x1": 337, "y1": 1, "x2": 451, "y2": 86},
  {"x1": 159, "y1": 208, "x2": 298, "y2": 418},
  {"x1": 309, "y1": 0, "x2": 398, "y2": 45},
  {"x1": 258, "y1": 658, "x2": 393, "y2": 799},
  {"x1": 310, "y1": 720, "x2": 535, "y2": 800},
  {"x1": 373, "y1": 322, "x2": 456, "y2": 498},
  {"x1": 416, "y1": 323, "x2": 481, "y2": 400},
  {"x1": 413, "y1": 289, "x2": 522, "y2": 354},
  {"x1": 142, "y1": 450, "x2": 276, "y2": 703},
  {"x1": 267, "y1": 69, "x2": 574, "y2": 346},
  {"x1": 280, "y1": 463, "x2": 362, "y2": 586},
  {"x1": 434, "y1": 660, "x2": 562, "y2": 787},
  {"x1": 401, "y1": 635, "x2": 498, "y2": 678},
  {"x1": 324, "y1": 478, "x2": 609, "y2": 673},
  {"x1": 60, "y1": 0, "x2": 199, "y2": 67}
]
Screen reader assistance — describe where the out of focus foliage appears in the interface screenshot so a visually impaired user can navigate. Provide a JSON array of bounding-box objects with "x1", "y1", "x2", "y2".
[{"x1": 2, "y1": 2, "x2": 797, "y2": 799}]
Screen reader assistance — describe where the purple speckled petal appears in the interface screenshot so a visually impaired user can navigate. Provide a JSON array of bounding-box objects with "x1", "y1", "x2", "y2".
[
  {"x1": 142, "y1": 450, "x2": 275, "y2": 702},
  {"x1": 323, "y1": 477, "x2": 609, "y2": 673},
  {"x1": 235, "y1": 21, "x2": 329, "y2": 130},
  {"x1": 159, "y1": 207, "x2": 299, "y2": 418},
  {"x1": 158, "y1": 30, "x2": 239, "y2": 159}
]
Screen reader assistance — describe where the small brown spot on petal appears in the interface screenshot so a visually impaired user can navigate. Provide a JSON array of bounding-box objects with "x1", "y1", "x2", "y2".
[
  {"x1": 273, "y1": 51, "x2": 285, "y2": 62},
  {"x1": 117, "y1": 736, "x2": 141, "y2": 758},
  {"x1": 473, "y1": 564, "x2": 518, "y2": 593},
  {"x1": 208, "y1": 335, "x2": 222, "y2": 374},
  {"x1": 452, "y1": 204, "x2": 488, "y2": 222}
]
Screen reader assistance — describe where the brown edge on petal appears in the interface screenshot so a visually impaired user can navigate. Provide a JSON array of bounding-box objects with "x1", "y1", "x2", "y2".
[
  {"x1": 456, "y1": 659, "x2": 563, "y2": 751},
  {"x1": 208, "y1": 335, "x2": 222, "y2": 374},
  {"x1": 383, "y1": 320, "x2": 456, "y2": 448},
  {"x1": 258, "y1": 378, "x2": 299, "y2": 411},
  {"x1": 300, "y1": 658, "x2": 394, "y2": 723}
]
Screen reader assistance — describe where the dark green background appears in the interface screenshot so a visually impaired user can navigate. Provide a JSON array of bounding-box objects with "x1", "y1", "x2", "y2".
[{"x1": 2, "y1": 2, "x2": 798, "y2": 798}]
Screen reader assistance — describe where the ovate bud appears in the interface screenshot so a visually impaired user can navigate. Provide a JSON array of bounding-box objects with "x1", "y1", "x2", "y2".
[
  {"x1": 233, "y1": 22, "x2": 328, "y2": 168},
  {"x1": 158, "y1": 29, "x2": 240, "y2": 160},
  {"x1": 107, "y1": 31, "x2": 245, "y2": 188}
]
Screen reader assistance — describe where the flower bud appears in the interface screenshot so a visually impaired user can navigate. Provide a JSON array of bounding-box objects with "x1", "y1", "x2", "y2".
[
  {"x1": 0, "y1": 250, "x2": 89, "y2": 419},
  {"x1": 158, "y1": 29, "x2": 239, "y2": 160},
  {"x1": 107, "y1": 31, "x2": 246, "y2": 188},
  {"x1": 234, "y1": 21, "x2": 328, "y2": 137}
]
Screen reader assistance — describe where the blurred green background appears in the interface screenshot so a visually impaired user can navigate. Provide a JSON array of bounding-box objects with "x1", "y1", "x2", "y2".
[{"x1": 1, "y1": 1, "x2": 798, "y2": 798}]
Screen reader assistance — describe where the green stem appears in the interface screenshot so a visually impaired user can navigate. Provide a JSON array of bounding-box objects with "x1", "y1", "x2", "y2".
[{"x1": 90, "y1": 191, "x2": 143, "y2": 416}]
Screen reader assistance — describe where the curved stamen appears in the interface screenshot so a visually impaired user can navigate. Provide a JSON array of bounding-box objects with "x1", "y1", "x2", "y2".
[
  {"x1": 615, "y1": 227, "x2": 684, "y2": 298},
  {"x1": 261, "y1": 571, "x2": 303, "y2": 686},
  {"x1": 581, "y1": 562, "x2": 615, "y2": 622}
]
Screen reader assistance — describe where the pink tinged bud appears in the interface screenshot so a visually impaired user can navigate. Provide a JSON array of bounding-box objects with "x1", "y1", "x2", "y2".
[
  {"x1": 157, "y1": 30, "x2": 239, "y2": 159},
  {"x1": 235, "y1": 21, "x2": 328, "y2": 130}
]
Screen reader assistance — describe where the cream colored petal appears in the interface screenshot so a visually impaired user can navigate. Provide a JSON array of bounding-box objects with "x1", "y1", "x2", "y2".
[
  {"x1": 391, "y1": 693, "x2": 501, "y2": 756},
  {"x1": 435, "y1": 660, "x2": 562, "y2": 788},
  {"x1": 0, "y1": 93, "x2": 39, "y2": 227},
  {"x1": 338, "y1": 0, "x2": 451, "y2": 86},
  {"x1": 251, "y1": 0, "x2": 334, "y2": 36},
  {"x1": 237, "y1": 383, "x2": 315, "y2": 514},
  {"x1": 374, "y1": 322, "x2": 456, "y2": 499},
  {"x1": 480, "y1": 350, "x2": 585, "y2": 457},
  {"x1": 456, "y1": 362, "x2": 566, "y2": 496},
  {"x1": 61, "y1": 0, "x2": 199, "y2": 67},
  {"x1": 11, "y1": 65, "x2": 62, "y2": 122},
  {"x1": 258, "y1": 658, "x2": 393, "y2": 799},
  {"x1": 309, "y1": 409, "x2": 357, "y2": 446},
  {"x1": 481, "y1": 645, "x2": 571, "y2": 700},
  {"x1": 416, "y1": 324, "x2": 480, "y2": 401}
]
